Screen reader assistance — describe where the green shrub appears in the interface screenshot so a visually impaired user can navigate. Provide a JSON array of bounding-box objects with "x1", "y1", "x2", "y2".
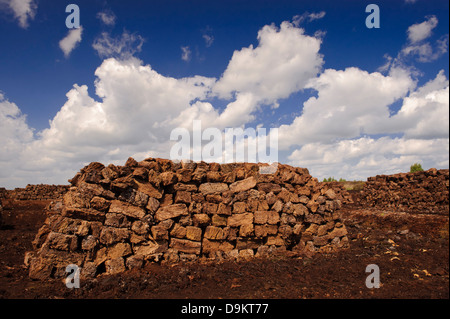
[{"x1": 410, "y1": 163, "x2": 424, "y2": 173}]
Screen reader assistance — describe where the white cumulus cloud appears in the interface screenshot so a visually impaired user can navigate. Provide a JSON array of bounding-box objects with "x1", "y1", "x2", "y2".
[
  {"x1": 407, "y1": 15, "x2": 438, "y2": 44},
  {"x1": 213, "y1": 22, "x2": 323, "y2": 102},
  {"x1": 0, "y1": 93, "x2": 34, "y2": 161},
  {"x1": 277, "y1": 67, "x2": 415, "y2": 149},
  {"x1": 285, "y1": 70, "x2": 449, "y2": 180},
  {"x1": 59, "y1": 26, "x2": 83, "y2": 58},
  {"x1": 211, "y1": 21, "x2": 323, "y2": 128},
  {"x1": 391, "y1": 70, "x2": 449, "y2": 139}
]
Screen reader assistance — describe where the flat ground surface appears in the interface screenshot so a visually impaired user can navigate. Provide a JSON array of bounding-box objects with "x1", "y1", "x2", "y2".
[{"x1": 0, "y1": 198, "x2": 448, "y2": 299}]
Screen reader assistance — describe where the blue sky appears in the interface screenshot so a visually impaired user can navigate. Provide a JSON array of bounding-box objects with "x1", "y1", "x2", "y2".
[{"x1": 0, "y1": 0, "x2": 449, "y2": 188}]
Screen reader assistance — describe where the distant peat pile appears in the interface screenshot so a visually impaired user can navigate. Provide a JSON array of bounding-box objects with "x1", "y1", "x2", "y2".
[
  {"x1": 9, "y1": 184, "x2": 69, "y2": 201},
  {"x1": 319, "y1": 182, "x2": 353, "y2": 205},
  {"x1": 358, "y1": 168, "x2": 449, "y2": 215},
  {"x1": 25, "y1": 157, "x2": 349, "y2": 279},
  {"x1": 0, "y1": 188, "x2": 7, "y2": 200}
]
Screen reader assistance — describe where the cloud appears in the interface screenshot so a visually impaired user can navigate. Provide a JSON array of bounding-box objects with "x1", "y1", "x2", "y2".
[
  {"x1": 407, "y1": 15, "x2": 438, "y2": 43},
  {"x1": 213, "y1": 21, "x2": 323, "y2": 104},
  {"x1": 161, "y1": 21, "x2": 325, "y2": 133},
  {"x1": 0, "y1": 0, "x2": 37, "y2": 28},
  {"x1": 0, "y1": 92, "x2": 34, "y2": 161},
  {"x1": 0, "y1": 93, "x2": 35, "y2": 186},
  {"x1": 36, "y1": 57, "x2": 215, "y2": 154},
  {"x1": 288, "y1": 136, "x2": 449, "y2": 181},
  {"x1": 285, "y1": 70, "x2": 449, "y2": 180},
  {"x1": 400, "y1": 16, "x2": 447, "y2": 63},
  {"x1": 93, "y1": 30, "x2": 145, "y2": 59},
  {"x1": 97, "y1": 10, "x2": 116, "y2": 26},
  {"x1": 401, "y1": 37, "x2": 448, "y2": 62},
  {"x1": 277, "y1": 67, "x2": 415, "y2": 149},
  {"x1": 59, "y1": 27, "x2": 83, "y2": 58},
  {"x1": 391, "y1": 70, "x2": 449, "y2": 139},
  {"x1": 308, "y1": 11, "x2": 326, "y2": 21},
  {"x1": 203, "y1": 34, "x2": 214, "y2": 47},
  {"x1": 208, "y1": 21, "x2": 324, "y2": 129},
  {"x1": 292, "y1": 11, "x2": 326, "y2": 26},
  {"x1": 202, "y1": 26, "x2": 214, "y2": 47},
  {"x1": 212, "y1": 92, "x2": 259, "y2": 128},
  {"x1": 380, "y1": 16, "x2": 447, "y2": 71},
  {"x1": 181, "y1": 46, "x2": 191, "y2": 62}
]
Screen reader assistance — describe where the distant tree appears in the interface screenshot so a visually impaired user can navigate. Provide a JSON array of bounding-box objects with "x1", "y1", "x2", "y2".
[
  {"x1": 338, "y1": 178, "x2": 347, "y2": 182},
  {"x1": 410, "y1": 163, "x2": 424, "y2": 173},
  {"x1": 322, "y1": 177, "x2": 337, "y2": 182}
]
